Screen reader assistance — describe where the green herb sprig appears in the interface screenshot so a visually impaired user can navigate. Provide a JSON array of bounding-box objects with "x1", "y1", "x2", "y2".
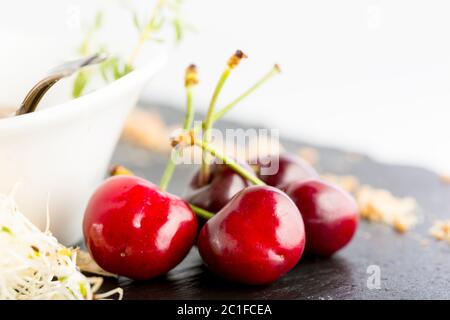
[
  {"x1": 72, "y1": 11, "x2": 104, "y2": 98},
  {"x1": 72, "y1": 0, "x2": 190, "y2": 98}
]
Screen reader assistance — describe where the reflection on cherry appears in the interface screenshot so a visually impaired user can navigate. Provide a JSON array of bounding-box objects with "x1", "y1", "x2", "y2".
[
  {"x1": 283, "y1": 180, "x2": 358, "y2": 256},
  {"x1": 186, "y1": 160, "x2": 254, "y2": 213},
  {"x1": 197, "y1": 185, "x2": 305, "y2": 285},
  {"x1": 83, "y1": 175, "x2": 197, "y2": 280}
]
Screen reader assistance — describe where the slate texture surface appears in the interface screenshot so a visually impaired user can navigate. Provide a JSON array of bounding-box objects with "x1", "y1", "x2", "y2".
[{"x1": 100, "y1": 103, "x2": 450, "y2": 299}]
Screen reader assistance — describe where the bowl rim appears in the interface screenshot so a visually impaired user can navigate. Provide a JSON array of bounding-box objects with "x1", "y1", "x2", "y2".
[{"x1": 0, "y1": 47, "x2": 167, "y2": 132}]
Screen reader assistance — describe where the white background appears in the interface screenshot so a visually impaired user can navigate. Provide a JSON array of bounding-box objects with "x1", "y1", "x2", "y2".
[{"x1": 1, "y1": 0, "x2": 450, "y2": 174}]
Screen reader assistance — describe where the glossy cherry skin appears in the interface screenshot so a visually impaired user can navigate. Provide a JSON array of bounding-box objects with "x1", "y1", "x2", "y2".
[
  {"x1": 186, "y1": 160, "x2": 253, "y2": 237},
  {"x1": 83, "y1": 175, "x2": 197, "y2": 280},
  {"x1": 197, "y1": 185, "x2": 305, "y2": 285},
  {"x1": 254, "y1": 153, "x2": 319, "y2": 189},
  {"x1": 186, "y1": 161, "x2": 253, "y2": 213},
  {"x1": 283, "y1": 180, "x2": 358, "y2": 257}
]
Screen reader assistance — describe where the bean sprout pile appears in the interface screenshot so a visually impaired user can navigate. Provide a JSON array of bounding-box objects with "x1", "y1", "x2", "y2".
[{"x1": 0, "y1": 193, "x2": 122, "y2": 300}]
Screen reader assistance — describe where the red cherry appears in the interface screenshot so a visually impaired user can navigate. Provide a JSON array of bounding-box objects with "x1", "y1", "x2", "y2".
[
  {"x1": 283, "y1": 180, "x2": 358, "y2": 257},
  {"x1": 254, "y1": 153, "x2": 319, "y2": 188},
  {"x1": 83, "y1": 175, "x2": 197, "y2": 280},
  {"x1": 186, "y1": 160, "x2": 253, "y2": 213},
  {"x1": 186, "y1": 160, "x2": 254, "y2": 239},
  {"x1": 197, "y1": 185, "x2": 305, "y2": 285}
]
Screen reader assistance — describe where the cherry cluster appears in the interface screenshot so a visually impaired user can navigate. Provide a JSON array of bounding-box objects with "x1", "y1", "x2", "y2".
[{"x1": 83, "y1": 51, "x2": 359, "y2": 285}]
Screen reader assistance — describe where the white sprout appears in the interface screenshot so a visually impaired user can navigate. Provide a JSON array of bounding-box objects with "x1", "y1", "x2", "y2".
[{"x1": 0, "y1": 193, "x2": 122, "y2": 300}]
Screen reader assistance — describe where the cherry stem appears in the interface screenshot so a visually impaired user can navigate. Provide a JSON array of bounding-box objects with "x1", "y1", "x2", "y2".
[
  {"x1": 183, "y1": 88, "x2": 195, "y2": 129},
  {"x1": 200, "y1": 69, "x2": 230, "y2": 184},
  {"x1": 189, "y1": 204, "x2": 215, "y2": 220},
  {"x1": 194, "y1": 138, "x2": 266, "y2": 186},
  {"x1": 159, "y1": 65, "x2": 198, "y2": 191},
  {"x1": 212, "y1": 64, "x2": 280, "y2": 122},
  {"x1": 159, "y1": 63, "x2": 279, "y2": 190},
  {"x1": 191, "y1": 64, "x2": 280, "y2": 134},
  {"x1": 199, "y1": 50, "x2": 247, "y2": 185},
  {"x1": 158, "y1": 152, "x2": 178, "y2": 192}
]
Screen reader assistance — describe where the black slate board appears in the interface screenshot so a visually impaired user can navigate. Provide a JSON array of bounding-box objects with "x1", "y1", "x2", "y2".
[{"x1": 99, "y1": 102, "x2": 450, "y2": 300}]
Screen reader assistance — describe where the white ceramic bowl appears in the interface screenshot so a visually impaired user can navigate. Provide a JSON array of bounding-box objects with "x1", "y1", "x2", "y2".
[{"x1": 0, "y1": 50, "x2": 166, "y2": 244}]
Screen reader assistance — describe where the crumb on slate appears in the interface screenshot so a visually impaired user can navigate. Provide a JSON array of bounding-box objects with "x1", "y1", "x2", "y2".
[
  {"x1": 356, "y1": 185, "x2": 419, "y2": 233},
  {"x1": 121, "y1": 107, "x2": 173, "y2": 152},
  {"x1": 429, "y1": 220, "x2": 450, "y2": 242}
]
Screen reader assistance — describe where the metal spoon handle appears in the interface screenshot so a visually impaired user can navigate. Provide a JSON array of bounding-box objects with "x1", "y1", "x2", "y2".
[{"x1": 16, "y1": 53, "x2": 107, "y2": 116}]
